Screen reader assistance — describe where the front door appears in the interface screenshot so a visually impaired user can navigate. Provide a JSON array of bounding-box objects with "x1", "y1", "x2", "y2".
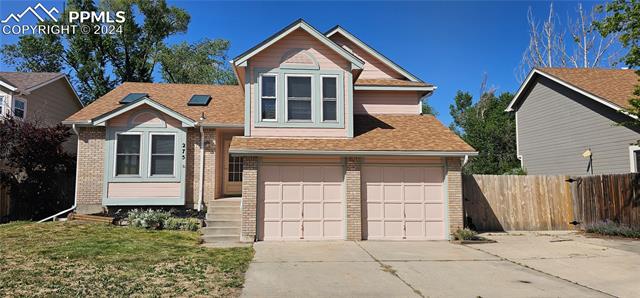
[{"x1": 223, "y1": 140, "x2": 242, "y2": 195}]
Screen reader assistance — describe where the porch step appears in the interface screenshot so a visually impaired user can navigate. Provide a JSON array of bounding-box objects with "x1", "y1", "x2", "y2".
[
  {"x1": 202, "y1": 235, "x2": 240, "y2": 242},
  {"x1": 202, "y1": 226, "x2": 241, "y2": 236},
  {"x1": 205, "y1": 219, "x2": 241, "y2": 228},
  {"x1": 208, "y1": 198, "x2": 241, "y2": 207},
  {"x1": 207, "y1": 206, "x2": 241, "y2": 215},
  {"x1": 206, "y1": 213, "x2": 241, "y2": 221}
]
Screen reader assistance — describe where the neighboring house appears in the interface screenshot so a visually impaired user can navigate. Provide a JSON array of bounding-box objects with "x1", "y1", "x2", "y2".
[
  {"x1": 64, "y1": 19, "x2": 476, "y2": 242},
  {"x1": 507, "y1": 68, "x2": 640, "y2": 176},
  {"x1": 0, "y1": 72, "x2": 83, "y2": 152}
]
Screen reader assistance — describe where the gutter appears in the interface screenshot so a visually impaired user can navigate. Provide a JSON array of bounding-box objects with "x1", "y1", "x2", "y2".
[
  {"x1": 38, "y1": 124, "x2": 79, "y2": 222},
  {"x1": 230, "y1": 149, "x2": 479, "y2": 157}
]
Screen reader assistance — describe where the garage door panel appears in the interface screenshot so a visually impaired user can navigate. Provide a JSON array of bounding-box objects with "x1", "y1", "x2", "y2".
[
  {"x1": 384, "y1": 203, "x2": 403, "y2": 219},
  {"x1": 363, "y1": 165, "x2": 446, "y2": 240},
  {"x1": 383, "y1": 185, "x2": 403, "y2": 201},
  {"x1": 323, "y1": 202, "x2": 342, "y2": 219},
  {"x1": 259, "y1": 164, "x2": 344, "y2": 241}
]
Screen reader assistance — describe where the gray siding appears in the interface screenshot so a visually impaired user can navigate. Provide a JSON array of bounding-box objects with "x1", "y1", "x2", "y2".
[{"x1": 517, "y1": 76, "x2": 640, "y2": 175}]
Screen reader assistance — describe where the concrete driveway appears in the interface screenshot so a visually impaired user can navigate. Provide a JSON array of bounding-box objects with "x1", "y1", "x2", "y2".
[{"x1": 241, "y1": 234, "x2": 630, "y2": 297}]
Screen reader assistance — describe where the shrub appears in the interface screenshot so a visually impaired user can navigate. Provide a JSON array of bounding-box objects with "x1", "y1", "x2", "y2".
[
  {"x1": 163, "y1": 217, "x2": 200, "y2": 231},
  {"x1": 585, "y1": 221, "x2": 640, "y2": 238},
  {"x1": 453, "y1": 228, "x2": 479, "y2": 240},
  {"x1": 127, "y1": 209, "x2": 171, "y2": 230}
]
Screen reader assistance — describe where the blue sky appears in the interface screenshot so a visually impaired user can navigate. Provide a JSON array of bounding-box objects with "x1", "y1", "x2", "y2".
[{"x1": 0, "y1": 1, "x2": 605, "y2": 125}]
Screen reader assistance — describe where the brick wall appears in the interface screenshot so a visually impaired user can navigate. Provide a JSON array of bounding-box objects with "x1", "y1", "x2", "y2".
[
  {"x1": 345, "y1": 157, "x2": 362, "y2": 240},
  {"x1": 76, "y1": 127, "x2": 106, "y2": 214},
  {"x1": 185, "y1": 128, "x2": 216, "y2": 209},
  {"x1": 241, "y1": 156, "x2": 258, "y2": 242},
  {"x1": 447, "y1": 157, "x2": 463, "y2": 236}
]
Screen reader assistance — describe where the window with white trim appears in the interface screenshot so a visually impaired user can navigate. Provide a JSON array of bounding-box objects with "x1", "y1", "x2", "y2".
[
  {"x1": 631, "y1": 146, "x2": 640, "y2": 173},
  {"x1": 0, "y1": 96, "x2": 5, "y2": 116},
  {"x1": 150, "y1": 134, "x2": 175, "y2": 176},
  {"x1": 260, "y1": 74, "x2": 277, "y2": 121},
  {"x1": 321, "y1": 76, "x2": 337, "y2": 122},
  {"x1": 286, "y1": 75, "x2": 312, "y2": 121},
  {"x1": 115, "y1": 134, "x2": 141, "y2": 176},
  {"x1": 13, "y1": 99, "x2": 25, "y2": 119}
]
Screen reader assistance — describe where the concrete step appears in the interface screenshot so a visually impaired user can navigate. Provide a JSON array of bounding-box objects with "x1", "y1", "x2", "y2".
[
  {"x1": 202, "y1": 226, "x2": 241, "y2": 236},
  {"x1": 206, "y1": 213, "x2": 241, "y2": 221},
  {"x1": 202, "y1": 235, "x2": 240, "y2": 242},
  {"x1": 205, "y1": 219, "x2": 241, "y2": 228},
  {"x1": 209, "y1": 199, "x2": 241, "y2": 207},
  {"x1": 207, "y1": 206, "x2": 240, "y2": 214}
]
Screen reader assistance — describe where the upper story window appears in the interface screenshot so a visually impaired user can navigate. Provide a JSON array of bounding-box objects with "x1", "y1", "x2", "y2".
[
  {"x1": 321, "y1": 76, "x2": 338, "y2": 122},
  {"x1": 115, "y1": 133, "x2": 142, "y2": 176},
  {"x1": 0, "y1": 96, "x2": 5, "y2": 116},
  {"x1": 150, "y1": 134, "x2": 175, "y2": 176},
  {"x1": 13, "y1": 99, "x2": 26, "y2": 119},
  {"x1": 286, "y1": 75, "x2": 312, "y2": 121},
  {"x1": 260, "y1": 74, "x2": 277, "y2": 121},
  {"x1": 631, "y1": 146, "x2": 640, "y2": 172}
]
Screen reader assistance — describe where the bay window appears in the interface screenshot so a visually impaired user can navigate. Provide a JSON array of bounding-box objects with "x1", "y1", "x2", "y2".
[
  {"x1": 321, "y1": 76, "x2": 337, "y2": 122},
  {"x1": 149, "y1": 134, "x2": 175, "y2": 176},
  {"x1": 286, "y1": 75, "x2": 312, "y2": 121},
  {"x1": 260, "y1": 74, "x2": 277, "y2": 121},
  {"x1": 115, "y1": 134, "x2": 142, "y2": 176}
]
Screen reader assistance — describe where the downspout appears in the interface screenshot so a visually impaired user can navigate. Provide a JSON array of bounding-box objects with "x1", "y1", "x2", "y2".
[
  {"x1": 38, "y1": 124, "x2": 79, "y2": 222},
  {"x1": 197, "y1": 125, "x2": 205, "y2": 211},
  {"x1": 462, "y1": 155, "x2": 469, "y2": 167}
]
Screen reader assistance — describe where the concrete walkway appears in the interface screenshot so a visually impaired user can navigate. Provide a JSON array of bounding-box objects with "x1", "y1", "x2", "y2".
[{"x1": 241, "y1": 239, "x2": 611, "y2": 297}]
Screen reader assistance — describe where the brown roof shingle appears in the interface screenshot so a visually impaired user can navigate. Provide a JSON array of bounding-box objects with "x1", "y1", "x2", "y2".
[
  {"x1": 355, "y1": 78, "x2": 433, "y2": 87},
  {"x1": 538, "y1": 68, "x2": 639, "y2": 109},
  {"x1": 230, "y1": 114, "x2": 475, "y2": 153},
  {"x1": 0, "y1": 72, "x2": 64, "y2": 90},
  {"x1": 66, "y1": 82, "x2": 244, "y2": 126}
]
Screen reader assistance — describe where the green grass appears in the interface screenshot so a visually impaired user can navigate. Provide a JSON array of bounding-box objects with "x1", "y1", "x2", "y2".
[{"x1": 0, "y1": 221, "x2": 254, "y2": 297}]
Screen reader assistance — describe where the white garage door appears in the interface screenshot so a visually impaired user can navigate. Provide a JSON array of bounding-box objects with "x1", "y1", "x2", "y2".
[
  {"x1": 362, "y1": 165, "x2": 446, "y2": 240},
  {"x1": 258, "y1": 164, "x2": 344, "y2": 240}
]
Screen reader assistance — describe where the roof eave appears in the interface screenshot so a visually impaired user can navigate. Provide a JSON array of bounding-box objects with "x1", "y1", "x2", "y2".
[
  {"x1": 354, "y1": 86, "x2": 435, "y2": 92},
  {"x1": 229, "y1": 149, "x2": 478, "y2": 157}
]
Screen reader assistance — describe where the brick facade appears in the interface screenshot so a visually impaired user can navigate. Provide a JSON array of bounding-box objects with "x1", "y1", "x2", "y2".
[
  {"x1": 185, "y1": 128, "x2": 216, "y2": 209},
  {"x1": 76, "y1": 127, "x2": 106, "y2": 214},
  {"x1": 241, "y1": 156, "x2": 258, "y2": 242},
  {"x1": 345, "y1": 157, "x2": 363, "y2": 240},
  {"x1": 446, "y1": 157, "x2": 463, "y2": 236}
]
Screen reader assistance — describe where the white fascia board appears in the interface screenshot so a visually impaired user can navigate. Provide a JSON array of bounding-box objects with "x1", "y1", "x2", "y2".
[
  {"x1": 326, "y1": 27, "x2": 422, "y2": 82},
  {"x1": 234, "y1": 21, "x2": 364, "y2": 69},
  {"x1": 229, "y1": 149, "x2": 479, "y2": 157},
  {"x1": 92, "y1": 98, "x2": 196, "y2": 127},
  {"x1": 506, "y1": 69, "x2": 635, "y2": 119},
  {"x1": 354, "y1": 86, "x2": 435, "y2": 92},
  {"x1": 0, "y1": 80, "x2": 17, "y2": 92}
]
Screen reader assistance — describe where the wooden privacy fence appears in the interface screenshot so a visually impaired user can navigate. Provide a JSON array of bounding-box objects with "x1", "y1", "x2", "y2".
[{"x1": 463, "y1": 173, "x2": 640, "y2": 231}]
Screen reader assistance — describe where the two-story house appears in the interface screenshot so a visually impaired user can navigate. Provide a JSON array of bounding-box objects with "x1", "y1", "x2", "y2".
[{"x1": 64, "y1": 19, "x2": 476, "y2": 242}]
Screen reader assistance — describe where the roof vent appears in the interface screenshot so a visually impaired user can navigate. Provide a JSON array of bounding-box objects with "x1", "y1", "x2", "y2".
[
  {"x1": 119, "y1": 93, "x2": 148, "y2": 104},
  {"x1": 188, "y1": 94, "x2": 212, "y2": 106}
]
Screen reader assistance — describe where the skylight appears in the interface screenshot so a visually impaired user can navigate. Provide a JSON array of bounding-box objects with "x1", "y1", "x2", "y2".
[
  {"x1": 187, "y1": 95, "x2": 212, "y2": 106},
  {"x1": 119, "y1": 93, "x2": 148, "y2": 104}
]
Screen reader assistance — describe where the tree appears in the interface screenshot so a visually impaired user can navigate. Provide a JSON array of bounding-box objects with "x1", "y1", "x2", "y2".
[
  {"x1": 595, "y1": 0, "x2": 640, "y2": 143},
  {"x1": 518, "y1": 2, "x2": 620, "y2": 80},
  {"x1": 158, "y1": 39, "x2": 237, "y2": 85},
  {"x1": 1, "y1": 0, "x2": 191, "y2": 103},
  {"x1": 0, "y1": 117, "x2": 75, "y2": 221},
  {"x1": 449, "y1": 84, "x2": 521, "y2": 175},
  {"x1": 421, "y1": 99, "x2": 438, "y2": 116}
]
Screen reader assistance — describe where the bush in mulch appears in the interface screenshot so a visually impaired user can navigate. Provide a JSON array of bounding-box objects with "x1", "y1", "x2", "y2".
[
  {"x1": 585, "y1": 221, "x2": 640, "y2": 238},
  {"x1": 105, "y1": 208, "x2": 204, "y2": 231},
  {"x1": 453, "y1": 228, "x2": 481, "y2": 240}
]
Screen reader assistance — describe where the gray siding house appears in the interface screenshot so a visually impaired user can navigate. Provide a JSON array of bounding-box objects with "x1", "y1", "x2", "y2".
[{"x1": 507, "y1": 68, "x2": 640, "y2": 175}]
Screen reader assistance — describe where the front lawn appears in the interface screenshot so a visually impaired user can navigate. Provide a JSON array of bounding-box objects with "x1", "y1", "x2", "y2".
[{"x1": 0, "y1": 221, "x2": 254, "y2": 297}]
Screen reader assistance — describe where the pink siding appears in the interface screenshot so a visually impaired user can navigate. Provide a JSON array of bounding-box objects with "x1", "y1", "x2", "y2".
[
  {"x1": 107, "y1": 105, "x2": 182, "y2": 128},
  {"x1": 330, "y1": 33, "x2": 404, "y2": 80},
  {"x1": 354, "y1": 91, "x2": 422, "y2": 115},
  {"x1": 248, "y1": 29, "x2": 351, "y2": 138},
  {"x1": 107, "y1": 182, "x2": 181, "y2": 198},
  {"x1": 362, "y1": 165, "x2": 446, "y2": 240},
  {"x1": 258, "y1": 164, "x2": 344, "y2": 241}
]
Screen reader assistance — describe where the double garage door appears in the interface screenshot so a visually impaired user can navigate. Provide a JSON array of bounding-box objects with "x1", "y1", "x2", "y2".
[{"x1": 257, "y1": 163, "x2": 446, "y2": 241}]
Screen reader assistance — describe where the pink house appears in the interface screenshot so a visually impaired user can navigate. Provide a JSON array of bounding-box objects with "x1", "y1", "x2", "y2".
[{"x1": 64, "y1": 19, "x2": 476, "y2": 242}]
